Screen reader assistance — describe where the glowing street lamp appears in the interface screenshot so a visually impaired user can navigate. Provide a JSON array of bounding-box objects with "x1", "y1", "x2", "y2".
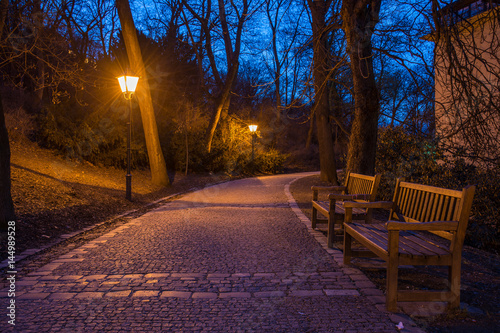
[
  {"x1": 249, "y1": 124, "x2": 257, "y2": 163},
  {"x1": 117, "y1": 73, "x2": 139, "y2": 201}
]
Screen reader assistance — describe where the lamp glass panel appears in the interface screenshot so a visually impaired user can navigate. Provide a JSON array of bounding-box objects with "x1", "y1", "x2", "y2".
[
  {"x1": 117, "y1": 76, "x2": 127, "y2": 93},
  {"x1": 126, "y1": 76, "x2": 139, "y2": 93},
  {"x1": 249, "y1": 125, "x2": 257, "y2": 132}
]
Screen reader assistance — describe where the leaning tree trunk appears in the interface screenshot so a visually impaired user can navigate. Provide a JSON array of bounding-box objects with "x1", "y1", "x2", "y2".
[
  {"x1": 205, "y1": 62, "x2": 239, "y2": 153},
  {"x1": 342, "y1": 0, "x2": 381, "y2": 175},
  {"x1": 309, "y1": 0, "x2": 338, "y2": 184},
  {"x1": 116, "y1": 0, "x2": 170, "y2": 186}
]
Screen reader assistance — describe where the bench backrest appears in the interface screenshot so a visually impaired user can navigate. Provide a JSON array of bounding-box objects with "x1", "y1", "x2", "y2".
[
  {"x1": 345, "y1": 172, "x2": 382, "y2": 201},
  {"x1": 390, "y1": 179, "x2": 475, "y2": 245}
]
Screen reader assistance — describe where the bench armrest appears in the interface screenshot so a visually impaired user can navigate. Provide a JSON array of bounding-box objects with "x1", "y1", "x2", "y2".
[
  {"x1": 311, "y1": 185, "x2": 346, "y2": 192},
  {"x1": 343, "y1": 201, "x2": 394, "y2": 209},
  {"x1": 385, "y1": 220, "x2": 459, "y2": 231}
]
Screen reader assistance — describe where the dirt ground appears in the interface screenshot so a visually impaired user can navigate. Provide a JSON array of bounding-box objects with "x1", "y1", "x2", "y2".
[{"x1": 290, "y1": 174, "x2": 500, "y2": 333}]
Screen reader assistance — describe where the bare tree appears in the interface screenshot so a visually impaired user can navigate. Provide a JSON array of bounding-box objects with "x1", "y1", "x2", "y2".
[{"x1": 181, "y1": 0, "x2": 253, "y2": 153}]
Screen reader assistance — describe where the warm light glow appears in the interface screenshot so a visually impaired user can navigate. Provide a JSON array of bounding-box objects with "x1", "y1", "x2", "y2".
[
  {"x1": 117, "y1": 75, "x2": 139, "y2": 94},
  {"x1": 249, "y1": 124, "x2": 258, "y2": 133}
]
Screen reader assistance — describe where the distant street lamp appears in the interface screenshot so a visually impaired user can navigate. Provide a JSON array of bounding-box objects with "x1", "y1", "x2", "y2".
[
  {"x1": 249, "y1": 124, "x2": 258, "y2": 163},
  {"x1": 117, "y1": 74, "x2": 139, "y2": 201}
]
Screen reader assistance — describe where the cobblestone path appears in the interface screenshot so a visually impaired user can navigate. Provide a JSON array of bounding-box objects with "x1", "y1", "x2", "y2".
[{"x1": 1, "y1": 173, "x2": 401, "y2": 332}]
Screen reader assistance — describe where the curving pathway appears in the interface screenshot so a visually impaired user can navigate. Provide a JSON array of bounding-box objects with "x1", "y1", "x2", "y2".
[{"x1": 2, "y1": 172, "x2": 406, "y2": 332}]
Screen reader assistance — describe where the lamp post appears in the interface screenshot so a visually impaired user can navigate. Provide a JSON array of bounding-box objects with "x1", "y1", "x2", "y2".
[
  {"x1": 117, "y1": 74, "x2": 139, "y2": 201},
  {"x1": 249, "y1": 124, "x2": 257, "y2": 163}
]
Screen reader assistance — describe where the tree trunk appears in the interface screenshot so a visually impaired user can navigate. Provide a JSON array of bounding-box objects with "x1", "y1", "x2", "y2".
[
  {"x1": 306, "y1": 111, "x2": 315, "y2": 149},
  {"x1": 342, "y1": 0, "x2": 381, "y2": 175},
  {"x1": 0, "y1": 91, "x2": 15, "y2": 232},
  {"x1": 309, "y1": 0, "x2": 338, "y2": 184},
  {"x1": 116, "y1": 0, "x2": 170, "y2": 186},
  {"x1": 0, "y1": 0, "x2": 15, "y2": 232},
  {"x1": 205, "y1": 62, "x2": 238, "y2": 152}
]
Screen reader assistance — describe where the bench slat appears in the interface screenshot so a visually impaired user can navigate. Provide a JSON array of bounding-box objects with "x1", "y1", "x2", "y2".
[
  {"x1": 349, "y1": 223, "x2": 450, "y2": 257},
  {"x1": 416, "y1": 191, "x2": 426, "y2": 221},
  {"x1": 399, "y1": 232, "x2": 450, "y2": 256}
]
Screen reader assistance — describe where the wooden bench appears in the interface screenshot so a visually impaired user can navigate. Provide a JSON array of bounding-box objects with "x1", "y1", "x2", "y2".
[
  {"x1": 312, "y1": 172, "x2": 381, "y2": 248},
  {"x1": 343, "y1": 179, "x2": 475, "y2": 312}
]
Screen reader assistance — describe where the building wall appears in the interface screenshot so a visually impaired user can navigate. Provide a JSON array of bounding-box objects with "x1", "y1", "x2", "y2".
[{"x1": 434, "y1": 6, "x2": 500, "y2": 167}]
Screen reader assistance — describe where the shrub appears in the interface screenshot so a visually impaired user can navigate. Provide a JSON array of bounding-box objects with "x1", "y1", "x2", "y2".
[
  {"x1": 38, "y1": 101, "x2": 149, "y2": 168},
  {"x1": 254, "y1": 148, "x2": 288, "y2": 174}
]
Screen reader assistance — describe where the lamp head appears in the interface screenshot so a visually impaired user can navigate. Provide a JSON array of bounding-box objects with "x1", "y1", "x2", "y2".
[
  {"x1": 249, "y1": 124, "x2": 258, "y2": 133},
  {"x1": 117, "y1": 74, "x2": 139, "y2": 100}
]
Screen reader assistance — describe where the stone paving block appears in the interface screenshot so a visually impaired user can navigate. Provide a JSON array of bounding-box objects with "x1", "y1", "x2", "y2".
[
  {"x1": 59, "y1": 275, "x2": 84, "y2": 280},
  {"x1": 101, "y1": 281, "x2": 120, "y2": 285},
  {"x1": 289, "y1": 290, "x2": 324, "y2": 297},
  {"x1": 232, "y1": 273, "x2": 251, "y2": 278},
  {"x1": 192, "y1": 292, "x2": 217, "y2": 299},
  {"x1": 16, "y1": 280, "x2": 40, "y2": 286},
  {"x1": 38, "y1": 275, "x2": 61, "y2": 281},
  {"x1": 84, "y1": 275, "x2": 108, "y2": 281},
  {"x1": 17, "y1": 292, "x2": 50, "y2": 300},
  {"x1": 160, "y1": 291, "x2": 192, "y2": 298},
  {"x1": 253, "y1": 273, "x2": 275, "y2": 277},
  {"x1": 106, "y1": 290, "x2": 132, "y2": 297},
  {"x1": 57, "y1": 254, "x2": 75, "y2": 259},
  {"x1": 145, "y1": 273, "x2": 170, "y2": 278},
  {"x1": 207, "y1": 273, "x2": 230, "y2": 279},
  {"x1": 132, "y1": 290, "x2": 160, "y2": 297},
  {"x1": 218, "y1": 292, "x2": 251, "y2": 298},
  {"x1": 75, "y1": 292, "x2": 104, "y2": 299},
  {"x1": 324, "y1": 289, "x2": 360, "y2": 296},
  {"x1": 122, "y1": 274, "x2": 144, "y2": 279},
  {"x1": 27, "y1": 271, "x2": 52, "y2": 276},
  {"x1": 171, "y1": 273, "x2": 205, "y2": 278},
  {"x1": 48, "y1": 293, "x2": 77, "y2": 300},
  {"x1": 254, "y1": 291, "x2": 285, "y2": 298}
]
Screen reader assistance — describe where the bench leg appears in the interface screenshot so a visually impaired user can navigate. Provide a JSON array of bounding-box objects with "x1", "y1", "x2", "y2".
[
  {"x1": 343, "y1": 231, "x2": 352, "y2": 265},
  {"x1": 386, "y1": 231, "x2": 399, "y2": 312},
  {"x1": 327, "y1": 212, "x2": 335, "y2": 248},
  {"x1": 448, "y1": 258, "x2": 461, "y2": 309},
  {"x1": 386, "y1": 261, "x2": 398, "y2": 312},
  {"x1": 312, "y1": 206, "x2": 317, "y2": 229}
]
